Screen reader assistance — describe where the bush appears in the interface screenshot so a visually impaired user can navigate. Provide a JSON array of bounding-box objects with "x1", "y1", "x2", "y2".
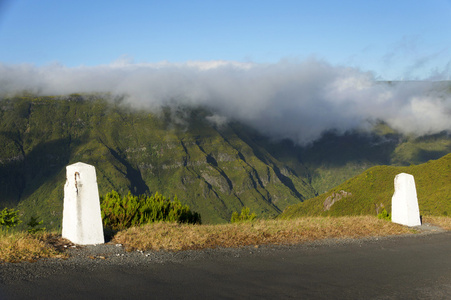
[
  {"x1": 377, "y1": 209, "x2": 391, "y2": 221},
  {"x1": 0, "y1": 208, "x2": 22, "y2": 230},
  {"x1": 27, "y1": 216, "x2": 46, "y2": 234},
  {"x1": 231, "y1": 207, "x2": 257, "y2": 223},
  {"x1": 100, "y1": 190, "x2": 201, "y2": 230}
]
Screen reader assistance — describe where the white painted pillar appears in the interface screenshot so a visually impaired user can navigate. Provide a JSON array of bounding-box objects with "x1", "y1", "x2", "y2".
[
  {"x1": 391, "y1": 173, "x2": 421, "y2": 227},
  {"x1": 62, "y1": 162, "x2": 104, "y2": 245}
]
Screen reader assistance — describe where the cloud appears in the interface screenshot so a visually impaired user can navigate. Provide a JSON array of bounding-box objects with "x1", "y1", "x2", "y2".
[
  {"x1": 382, "y1": 35, "x2": 422, "y2": 66},
  {"x1": 206, "y1": 114, "x2": 228, "y2": 127},
  {"x1": 381, "y1": 35, "x2": 450, "y2": 80},
  {"x1": 0, "y1": 58, "x2": 450, "y2": 144}
]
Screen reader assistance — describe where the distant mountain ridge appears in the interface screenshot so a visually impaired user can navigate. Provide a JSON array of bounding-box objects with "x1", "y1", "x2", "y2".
[{"x1": 0, "y1": 94, "x2": 450, "y2": 228}]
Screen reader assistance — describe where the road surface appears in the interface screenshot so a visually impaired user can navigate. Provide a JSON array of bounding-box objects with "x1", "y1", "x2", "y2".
[{"x1": 1, "y1": 232, "x2": 451, "y2": 299}]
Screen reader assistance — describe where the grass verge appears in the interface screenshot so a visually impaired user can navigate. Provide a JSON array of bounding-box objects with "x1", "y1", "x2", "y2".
[
  {"x1": 423, "y1": 216, "x2": 451, "y2": 230},
  {"x1": 2, "y1": 215, "x2": 449, "y2": 262},
  {"x1": 113, "y1": 216, "x2": 414, "y2": 251},
  {"x1": 0, "y1": 232, "x2": 68, "y2": 263}
]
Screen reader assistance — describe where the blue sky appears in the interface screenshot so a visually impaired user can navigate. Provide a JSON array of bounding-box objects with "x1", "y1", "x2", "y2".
[{"x1": 1, "y1": 0, "x2": 450, "y2": 80}]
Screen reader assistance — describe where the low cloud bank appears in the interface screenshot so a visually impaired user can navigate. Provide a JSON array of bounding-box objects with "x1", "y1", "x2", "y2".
[{"x1": 1, "y1": 59, "x2": 450, "y2": 144}]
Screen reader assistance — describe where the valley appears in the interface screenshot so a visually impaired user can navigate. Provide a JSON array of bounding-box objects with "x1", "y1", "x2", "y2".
[{"x1": 0, "y1": 94, "x2": 450, "y2": 228}]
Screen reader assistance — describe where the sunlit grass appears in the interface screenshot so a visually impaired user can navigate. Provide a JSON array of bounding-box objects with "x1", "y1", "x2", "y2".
[
  {"x1": 113, "y1": 216, "x2": 414, "y2": 251},
  {"x1": 3, "y1": 215, "x2": 450, "y2": 263},
  {"x1": 423, "y1": 216, "x2": 451, "y2": 230},
  {"x1": 0, "y1": 231, "x2": 67, "y2": 263}
]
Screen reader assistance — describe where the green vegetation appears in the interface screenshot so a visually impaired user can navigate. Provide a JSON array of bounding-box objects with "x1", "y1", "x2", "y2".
[
  {"x1": 100, "y1": 190, "x2": 201, "y2": 230},
  {"x1": 0, "y1": 95, "x2": 318, "y2": 226},
  {"x1": 0, "y1": 207, "x2": 47, "y2": 234},
  {"x1": 230, "y1": 207, "x2": 257, "y2": 223},
  {"x1": 0, "y1": 94, "x2": 450, "y2": 227},
  {"x1": 0, "y1": 208, "x2": 21, "y2": 230},
  {"x1": 377, "y1": 209, "x2": 391, "y2": 221},
  {"x1": 280, "y1": 153, "x2": 451, "y2": 219},
  {"x1": 26, "y1": 216, "x2": 46, "y2": 234},
  {"x1": 297, "y1": 125, "x2": 451, "y2": 194}
]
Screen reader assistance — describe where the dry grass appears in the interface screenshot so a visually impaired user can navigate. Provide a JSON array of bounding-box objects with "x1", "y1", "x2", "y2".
[
  {"x1": 3, "y1": 215, "x2": 449, "y2": 262},
  {"x1": 114, "y1": 216, "x2": 414, "y2": 251},
  {"x1": 423, "y1": 216, "x2": 451, "y2": 230},
  {"x1": 0, "y1": 231, "x2": 68, "y2": 263}
]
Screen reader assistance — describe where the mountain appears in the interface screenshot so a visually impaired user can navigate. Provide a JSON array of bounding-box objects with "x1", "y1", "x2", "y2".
[
  {"x1": 0, "y1": 94, "x2": 317, "y2": 227},
  {"x1": 0, "y1": 94, "x2": 450, "y2": 228},
  {"x1": 279, "y1": 153, "x2": 451, "y2": 219}
]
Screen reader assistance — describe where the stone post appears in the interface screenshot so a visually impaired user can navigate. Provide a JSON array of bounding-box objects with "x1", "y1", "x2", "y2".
[
  {"x1": 391, "y1": 173, "x2": 421, "y2": 227},
  {"x1": 62, "y1": 162, "x2": 104, "y2": 245}
]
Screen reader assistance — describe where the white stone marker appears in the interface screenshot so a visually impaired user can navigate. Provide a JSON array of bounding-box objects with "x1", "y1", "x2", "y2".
[
  {"x1": 62, "y1": 162, "x2": 104, "y2": 245},
  {"x1": 391, "y1": 173, "x2": 421, "y2": 227}
]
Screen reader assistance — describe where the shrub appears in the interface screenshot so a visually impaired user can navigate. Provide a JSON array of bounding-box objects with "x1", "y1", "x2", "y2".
[
  {"x1": 231, "y1": 207, "x2": 257, "y2": 223},
  {"x1": 0, "y1": 208, "x2": 22, "y2": 230},
  {"x1": 100, "y1": 190, "x2": 201, "y2": 230},
  {"x1": 377, "y1": 209, "x2": 391, "y2": 221},
  {"x1": 27, "y1": 216, "x2": 46, "y2": 234}
]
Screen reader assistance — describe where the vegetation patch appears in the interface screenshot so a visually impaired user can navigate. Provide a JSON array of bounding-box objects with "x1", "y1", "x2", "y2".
[
  {"x1": 423, "y1": 216, "x2": 451, "y2": 230},
  {"x1": 0, "y1": 208, "x2": 22, "y2": 229},
  {"x1": 3, "y1": 215, "x2": 450, "y2": 262},
  {"x1": 2, "y1": 95, "x2": 450, "y2": 227},
  {"x1": 377, "y1": 209, "x2": 391, "y2": 221},
  {"x1": 230, "y1": 207, "x2": 257, "y2": 223},
  {"x1": 101, "y1": 190, "x2": 201, "y2": 231},
  {"x1": 113, "y1": 216, "x2": 413, "y2": 252},
  {"x1": 0, "y1": 232, "x2": 67, "y2": 263},
  {"x1": 280, "y1": 153, "x2": 451, "y2": 219}
]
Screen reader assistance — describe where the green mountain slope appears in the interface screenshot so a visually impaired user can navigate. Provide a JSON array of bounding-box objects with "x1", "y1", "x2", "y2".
[
  {"x1": 297, "y1": 123, "x2": 451, "y2": 194},
  {"x1": 279, "y1": 153, "x2": 451, "y2": 219},
  {"x1": 0, "y1": 95, "x2": 316, "y2": 227},
  {"x1": 1, "y1": 94, "x2": 450, "y2": 229}
]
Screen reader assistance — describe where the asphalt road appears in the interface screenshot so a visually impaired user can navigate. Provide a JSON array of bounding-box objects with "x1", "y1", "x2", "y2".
[{"x1": 1, "y1": 232, "x2": 451, "y2": 299}]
